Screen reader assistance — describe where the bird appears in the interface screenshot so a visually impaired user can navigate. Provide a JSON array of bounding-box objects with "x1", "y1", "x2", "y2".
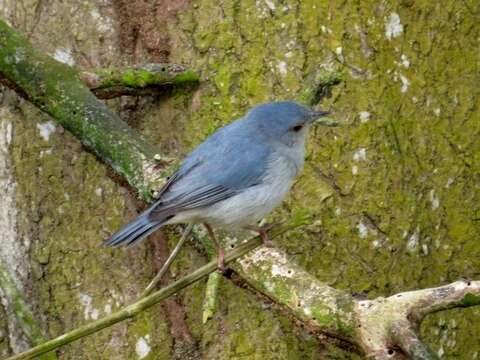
[{"x1": 104, "y1": 101, "x2": 330, "y2": 270}]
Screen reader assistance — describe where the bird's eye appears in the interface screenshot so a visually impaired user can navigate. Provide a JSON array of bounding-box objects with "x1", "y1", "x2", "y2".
[{"x1": 292, "y1": 125, "x2": 303, "y2": 132}]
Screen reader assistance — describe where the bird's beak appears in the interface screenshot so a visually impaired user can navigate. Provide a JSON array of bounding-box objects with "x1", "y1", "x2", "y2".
[{"x1": 309, "y1": 110, "x2": 339, "y2": 127}]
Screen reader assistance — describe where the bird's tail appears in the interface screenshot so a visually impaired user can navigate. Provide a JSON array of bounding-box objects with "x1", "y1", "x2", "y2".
[{"x1": 103, "y1": 209, "x2": 173, "y2": 247}]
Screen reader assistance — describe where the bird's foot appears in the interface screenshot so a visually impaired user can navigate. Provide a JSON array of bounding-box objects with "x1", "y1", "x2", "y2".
[
  {"x1": 203, "y1": 223, "x2": 227, "y2": 273},
  {"x1": 245, "y1": 224, "x2": 276, "y2": 247},
  {"x1": 216, "y1": 248, "x2": 226, "y2": 273},
  {"x1": 259, "y1": 230, "x2": 273, "y2": 247}
]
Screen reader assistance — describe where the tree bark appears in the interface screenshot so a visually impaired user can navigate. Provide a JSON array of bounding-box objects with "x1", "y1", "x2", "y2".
[{"x1": 0, "y1": 0, "x2": 479, "y2": 359}]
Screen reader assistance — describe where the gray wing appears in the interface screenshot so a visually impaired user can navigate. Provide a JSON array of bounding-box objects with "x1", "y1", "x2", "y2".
[{"x1": 148, "y1": 120, "x2": 272, "y2": 219}]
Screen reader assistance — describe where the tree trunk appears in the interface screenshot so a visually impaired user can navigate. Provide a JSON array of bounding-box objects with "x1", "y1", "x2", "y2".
[{"x1": 0, "y1": 0, "x2": 479, "y2": 359}]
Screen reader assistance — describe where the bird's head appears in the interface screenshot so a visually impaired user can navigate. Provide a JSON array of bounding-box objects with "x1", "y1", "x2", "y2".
[{"x1": 245, "y1": 101, "x2": 331, "y2": 147}]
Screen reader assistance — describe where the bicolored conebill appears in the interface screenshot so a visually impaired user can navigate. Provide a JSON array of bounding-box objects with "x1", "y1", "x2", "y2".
[{"x1": 105, "y1": 101, "x2": 331, "y2": 268}]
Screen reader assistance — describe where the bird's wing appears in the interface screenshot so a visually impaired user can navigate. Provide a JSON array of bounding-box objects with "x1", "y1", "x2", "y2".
[{"x1": 148, "y1": 122, "x2": 272, "y2": 218}]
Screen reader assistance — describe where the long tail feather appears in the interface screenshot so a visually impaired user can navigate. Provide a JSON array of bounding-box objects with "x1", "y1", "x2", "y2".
[{"x1": 103, "y1": 212, "x2": 172, "y2": 247}]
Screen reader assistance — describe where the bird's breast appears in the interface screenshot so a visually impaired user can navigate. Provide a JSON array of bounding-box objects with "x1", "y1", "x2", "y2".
[{"x1": 193, "y1": 153, "x2": 299, "y2": 228}]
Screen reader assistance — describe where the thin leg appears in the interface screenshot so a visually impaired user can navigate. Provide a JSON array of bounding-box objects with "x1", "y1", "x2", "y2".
[
  {"x1": 203, "y1": 223, "x2": 226, "y2": 272},
  {"x1": 244, "y1": 224, "x2": 274, "y2": 246},
  {"x1": 140, "y1": 223, "x2": 193, "y2": 298}
]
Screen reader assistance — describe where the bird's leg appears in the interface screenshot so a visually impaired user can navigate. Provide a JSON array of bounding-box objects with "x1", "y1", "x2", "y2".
[
  {"x1": 203, "y1": 223, "x2": 226, "y2": 272},
  {"x1": 244, "y1": 224, "x2": 274, "y2": 247}
]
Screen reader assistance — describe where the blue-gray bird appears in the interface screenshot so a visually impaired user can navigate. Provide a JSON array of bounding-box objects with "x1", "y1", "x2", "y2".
[{"x1": 105, "y1": 101, "x2": 330, "y2": 268}]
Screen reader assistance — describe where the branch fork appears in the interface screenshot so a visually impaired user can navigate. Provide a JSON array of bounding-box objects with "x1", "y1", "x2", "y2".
[{"x1": 355, "y1": 280, "x2": 480, "y2": 359}]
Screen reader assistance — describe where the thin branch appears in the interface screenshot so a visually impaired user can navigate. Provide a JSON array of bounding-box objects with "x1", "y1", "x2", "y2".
[
  {"x1": 404, "y1": 280, "x2": 480, "y2": 318},
  {"x1": 141, "y1": 223, "x2": 193, "y2": 297},
  {"x1": 5, "y1": 235, "x2": 264, "y2": 360},
  {"x1": 79, "y1": 63, "x2": 199, "y2": 99},
  {"x1": 356, "y1": 280, "x2": 480, "y2": 358}
]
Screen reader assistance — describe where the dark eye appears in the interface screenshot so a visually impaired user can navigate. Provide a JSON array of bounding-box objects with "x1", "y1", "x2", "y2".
[{"x1": 292, "y1": 125, "x2": 303, "y2": 132}]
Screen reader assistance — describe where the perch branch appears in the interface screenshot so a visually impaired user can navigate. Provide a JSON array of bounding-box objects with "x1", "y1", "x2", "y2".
[
  {"x1": 232, "y1": 246, "x2": 355, "y2": 336},
  {"x1": 5, "y1": 235, "x2": 267, "y2": 360},
  {"x1": 79, "y1": 63, "x2": 199, "y2": 99},
  {"x1": 2, "y1": 20, "x2": 480, "y2": 359}
]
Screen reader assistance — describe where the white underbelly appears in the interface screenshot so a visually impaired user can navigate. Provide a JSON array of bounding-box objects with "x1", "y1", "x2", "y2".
[
  {"x1": 169, "y1": 154, "x2": 300, "y2": 228},
  {"x1": 201, "y1": 180, "x2": 292, "y2": 227}
]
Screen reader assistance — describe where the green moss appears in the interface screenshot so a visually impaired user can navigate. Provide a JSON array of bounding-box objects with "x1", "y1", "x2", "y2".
[
  {"x1": 89, "y1": 65, "x2": 199, "y2": 90},
  {"x1": 0, "y1": 19, "x2": 163, "y2": 200},
  {"x1": 197, "y1": 280, "x2": 324, "y2": 359},
  {"x1": 297, "y1": 70, "x2": 344, "y2": 107},
  {"x1": 0, "y1": 299, "x2": 11, "y2": 358},
  {"x1": 121, "y1": 69, "x2": 147, "y2": 87},
  {"x1": 9, "y1": 98, "x2": 173, "y2": 358},
  {"x1": 0, "y1": 264, "x2": 56, "y2": 360},
  {"x1": 172, "y1": 69, "x2": 200, "y2": 84},
  {"x1": 462, "y1": 293, "x2": 480, "y2": 307}
]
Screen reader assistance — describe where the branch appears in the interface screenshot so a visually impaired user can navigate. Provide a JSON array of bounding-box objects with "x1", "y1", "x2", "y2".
[
  {"x1": 79, "y1": 63, "x2": 199, "y2": 99},
  {"x1": 356, "y1": 280, "x2": 480, "y2": 359},
  {"x1": 5, "y1": 236, "x2": 265, "y2": 360},
  {"x1": 141, "y1": 224, "x2": 193, "y2": 297},
  {"x1": 232, "y1": 246, "x2": 355, "y2": 337},
  {"x1": 0, "y1": 20, "x2": 172, "y2": 200}
]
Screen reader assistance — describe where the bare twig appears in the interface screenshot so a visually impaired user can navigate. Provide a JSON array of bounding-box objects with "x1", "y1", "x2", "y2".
[{"x1": 141, "y1": 223, "x2": 193, "y2": 297}]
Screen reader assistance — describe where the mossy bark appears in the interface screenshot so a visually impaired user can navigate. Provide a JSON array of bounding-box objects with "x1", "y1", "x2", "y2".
[
  {"x1": 0, "y1": 19, "x2": 172, "y2": 200},
  {"x1": 0, "y1": 0, "x2": 479, "y2": 359},
  {"x1": 80, "y1": 64, "x2": 199, "y2": 99}
]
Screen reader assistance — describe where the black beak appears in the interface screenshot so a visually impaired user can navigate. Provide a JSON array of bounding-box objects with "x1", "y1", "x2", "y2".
[{"x1": 309, "y1": 110, "x2": 339, "y2": 127}]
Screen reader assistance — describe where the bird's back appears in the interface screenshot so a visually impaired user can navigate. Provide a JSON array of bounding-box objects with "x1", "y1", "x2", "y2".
[{"x1": 166, "y1": 117, "x2": 273, "y2": 197}]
